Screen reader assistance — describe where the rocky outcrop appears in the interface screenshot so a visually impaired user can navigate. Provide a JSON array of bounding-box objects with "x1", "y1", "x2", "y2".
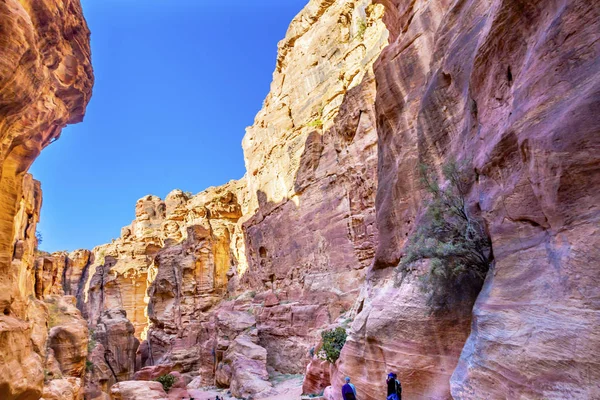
[
  {"x1": 4, "y1": 0, "x2": 597, "y2": 398},
  {"x1": 109, "y1": 381, "x2": 167, "y2": 400},
  {"x1": 329, "y1": 0, "x2": 600, "y2": 399},
  {"x1": 213, "y1": 311, "x2": 272, "y2": 398},
  {"x1": 42, "y1": 295, "x2": 89, "y2": 400},
  {"x1": 0, "y1": 0, "x2": 93, "y2": 397},
  {"x1": 303, "y1": 358, "x2": 331, "y2": 396},
  {"x1": 92, "y1": 309, "x2": 140, "y2": 385},
  {"x1": 225, "y1": 333, "x2": 273, "y2": 399},
  {"x1": 238, "y1": 0, "x2": 388, "y2": 375},
  {"x1": 42, "y1": 377, "x2": 83, "y2": 400}
]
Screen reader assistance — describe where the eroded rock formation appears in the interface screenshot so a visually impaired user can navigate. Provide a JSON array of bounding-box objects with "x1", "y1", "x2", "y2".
[
  {"x1": 331, "y1": 0, "x2": 600, "y2": 399},
  {"x1": 0, "y1": 0, "x2": 93, "y2": 397},
  {"x1": 2, "y1": 0, "x2": 598, "y2": 398}
]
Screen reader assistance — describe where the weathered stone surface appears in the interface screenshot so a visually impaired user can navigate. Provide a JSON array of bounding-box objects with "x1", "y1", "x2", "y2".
[
  {"x1": 333, "y1": 273, "x2": 474, "y2": 399},
  {"x1": 5, "y1": 0, "x2": 598, "y2": 399},
  {"x1": 332, "y1": 0, "x2": 600, "y2": 398},
  {"x1": 92, "y1": 309, "x2": 140, "y2": 385},
  {"x1": 132, "y1": 364, "x2": 176, "y2": 382},
  {"x1": 302, "y1": 357, "x2": 331, "y2": 396},
  {"x1": 109, "y1": 381, "x2": 167, "y2": 400},
  {"x1": 224, "y1": 333, "x2": 273, "y2": 399},
  {"x1": 41, "y1": 377, "x2": 83, "y2": 400},
  {"x1": 41, "y1": 295, "x2": 90, "y2": 400},
  {"x1": 46, "y1": 296, "x2": 89, "y2": 378},
  {"x1": 236, "y1": 0, "x2": 388, "y2": 375},
  {"x1": 0, "y1": 0, "x2": 93, "y2": 397}
]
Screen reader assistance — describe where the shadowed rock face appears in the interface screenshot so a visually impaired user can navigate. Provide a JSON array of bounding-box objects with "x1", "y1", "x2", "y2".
[{"x1": 0, "y1": 0, "x2": 93, "y2": 398}]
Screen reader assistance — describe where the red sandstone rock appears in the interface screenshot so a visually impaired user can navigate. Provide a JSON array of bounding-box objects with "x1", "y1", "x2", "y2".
[
  {"x1": 303, "y1": 357, "x2": 331, "y2": 395},
  {"x1": 41, "y1": 377, "x2": 83, "y2": 400},
  {"x1": 132, "y1": 364, "x2": 176, "y2": 381},
  {"x1": 0, "y1": 0, "x2": 92, "y2": 396},
  {"x1": 110, "y1": 381, "x2": 167, "y2": 400},
  {"x1": 342, "y1": 0, "x2": 600, "y2": 398}
]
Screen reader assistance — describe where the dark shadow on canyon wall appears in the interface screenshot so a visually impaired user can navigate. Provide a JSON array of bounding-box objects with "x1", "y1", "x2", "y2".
[{"x1": 235, "y1": 72, "x2": 380, "y2": 375}]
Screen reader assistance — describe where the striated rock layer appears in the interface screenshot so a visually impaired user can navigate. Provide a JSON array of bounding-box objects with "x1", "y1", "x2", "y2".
[
  {"x1": 0, "y1": 0, "x2": 93, "y2": 398},
  {"x1": 47, "y1": 1, "x2": 392, "y2": 397},
  {"x1": 239, "y1": 0, "x2": 387, "y2": 374},
  {"x1": 4, "y1": 0, "x2": 598, "y2": 399},
  {"x1": 331, "y1": 0, "x2": 600, "y2": 399}
]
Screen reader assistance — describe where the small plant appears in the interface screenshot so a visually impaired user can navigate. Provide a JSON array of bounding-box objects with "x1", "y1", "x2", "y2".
[
  {"x1": 355, "y1": 18, "x2": 367, "y2": 40},
  {"x1": 88, "y1": 329, "x2": 96, "y2": 353},
  {"x1": 35, "y1": 230, "x2": 43, "y2": 249},
  {"x1": 319, "y1": 327, "x2": 347, "y2": 364},
  {"x1": 86, "y1": 360, "x2": 94, "y2": 372},
  {"x1": 184, "y1": 191, "x2": 193, "y2": 198},
  {"x1": 249, "y1": 290, "x2": 257, "y2": 298},
  {"x1": 96, "y1": 250, "x2": 106, "y2": 265},
  {"x1": 398, "y1": 160, "x2": 492, "y2": 309},
  {"x1": 307, "y1": 119, "x2": 323, "y2": 128},
  {"x1": 155, "y1": 374, "x2": 176, "y2": 392}
]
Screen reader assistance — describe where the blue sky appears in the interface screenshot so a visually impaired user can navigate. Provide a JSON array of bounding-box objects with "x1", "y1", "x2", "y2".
[{"x1": 31, "y1": 0, "x2": 307, "y2": 252}]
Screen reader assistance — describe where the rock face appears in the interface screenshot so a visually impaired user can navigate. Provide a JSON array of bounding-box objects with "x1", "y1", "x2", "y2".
[
  {"x1": 3, "y1": 0, "x2": 598, "y2": 399},
  {"x1": 109, "y1": 381, "x2": 167, "y2": 400},
  {"x1": 42, "y1": 295, "x2": 89, "y2": 400},
  {"x1": 66, "y1": 3, "x2": 391, "y2": 393},
  {"x1": 239, "y1": 0, "x2": 388, "y2": 374},
  {"x1": 329, "y1": 0, "x2": 600, "y2": 399},
  {"x1": 303, "y1": 357, "x2": 331, "y2": 396},
  {"x1": 0, "y1": 0, "x2": 93, "y2": 397}
]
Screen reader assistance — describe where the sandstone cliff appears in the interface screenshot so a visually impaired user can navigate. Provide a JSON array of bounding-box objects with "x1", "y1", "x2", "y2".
[
  {"x1": 0, "y1": 0, "x2": 93, "y2": 398},
  {"x1": 331, "y1": 0, "x2": 600, "y2": 399},
  {"x1": 2, "y1": 0, "x2": 599, "y2": 399},
  {"x1": 49, "y1": 1, "x2": 391, "y2": 397}
]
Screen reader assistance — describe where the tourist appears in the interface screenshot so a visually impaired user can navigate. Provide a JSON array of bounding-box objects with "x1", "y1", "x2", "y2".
[
  {"x1": 386, "y1": 372, "x2": 402, "y2": 400},
  {"x1": 342, "y1": 376, "x2": 358, "y2": 400}
]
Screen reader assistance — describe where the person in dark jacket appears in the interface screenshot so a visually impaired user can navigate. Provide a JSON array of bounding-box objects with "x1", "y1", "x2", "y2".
[
  {"x1": 342, "y1": 376, "x2": 358, "y2": 400},
  {"x1": 386, "y1": 372, "x2": 401, "y2": 400}
]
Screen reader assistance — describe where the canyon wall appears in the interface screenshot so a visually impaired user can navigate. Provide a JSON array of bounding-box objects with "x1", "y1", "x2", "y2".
[
  {"x1": 2, "y1": 0, "x2": 598, "y2": 399},
  {"x1": 239, "y1": 0, "x2": 387, "y2": 374},
  {"x1": 0, "y1": 0, "x2": 93, "y2": 398},
  {"x1": 331, "y1": 0, "x2": 600, "y2": 399},
  {"x1": 56, "y1": 1, "x2": 393, "y2": 397}
]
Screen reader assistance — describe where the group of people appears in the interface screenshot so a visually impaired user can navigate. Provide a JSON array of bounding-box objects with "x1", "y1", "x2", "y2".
[{"x1": 342, "y1": 373, "x2": 402, "y2": 400}]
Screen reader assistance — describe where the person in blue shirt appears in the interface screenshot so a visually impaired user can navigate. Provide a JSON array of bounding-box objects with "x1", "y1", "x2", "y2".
[
  {"x1": 341, "y1": 376, "x2": 358, "y2": 400},
  {"x1": 386, "y1": 372, "x2": 402, "y2": 400}
]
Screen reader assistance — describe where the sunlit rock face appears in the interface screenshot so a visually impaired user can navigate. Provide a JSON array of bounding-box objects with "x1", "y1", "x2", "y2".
[
  {"x1": 81, "y1": 181, "x2": 247, "y2": 343},
  {"x1": 328, "y1": 0, "x2": 600, "y2": 399},
  {"x1": 239, "y1": 0, "x2": 388, "y2": 374},
  {"x1": 2, "y1": 0, "x2": 597, "y2": 398},
  {"x1": 0, "y1": 0, "x2": 93, "y2": 397}
]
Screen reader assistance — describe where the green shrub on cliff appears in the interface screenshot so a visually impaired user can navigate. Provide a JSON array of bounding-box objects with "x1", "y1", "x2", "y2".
[
  {"x1": 319, "y1": 327, "x2": 347, "y2": 364},
  {"x1": 399, "y1": 160, "x2": 492, "y2": 309},
  {"x1": 155, "y1": 374, "x2": 176, "y2": 392}
]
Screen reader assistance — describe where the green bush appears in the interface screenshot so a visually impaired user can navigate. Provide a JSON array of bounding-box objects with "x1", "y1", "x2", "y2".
[
  {"x1": 319, "y1": 327, "x2": 347, "y2": 364},
  {"x1": 355, "y1": 18, "x2": 367, "y2": 40},
  {"x1": 307, "y1": 119, "x2": 323, "y2": 128},
  {"x1": 85, "y1": 360, "x2": 94, "y2": 372},
  {"x1": 399, "y1": 160, "x2": 492, "y2": 309},
  {"x1": 88, "y1": 329, "x2": 96, "y2": 353},
  {"x1": 155, "y1": 374, "x2": 176, "y2": 392}
]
